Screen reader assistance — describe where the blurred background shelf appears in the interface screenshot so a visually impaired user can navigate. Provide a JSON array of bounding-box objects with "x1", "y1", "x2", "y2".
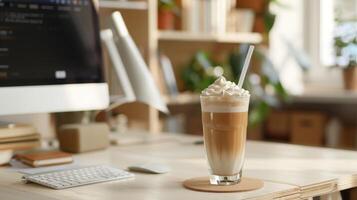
[
  {"x1": 292, "y1": 90, "x2": 357, "y2": 104},
  {"x1": 98, "y1": 0, "x2": 357, "y2": 151},
  {"x1": 164, "y1": 93, "x2": 200, "y2": 105},
  {"x1": 158, "y1": 31, "x2": 263, "y2": 44},
  {"x1": 99, "y1": 0, "x2": 148, "y2": 10},
  {"x1": 164, "y1": 90, "x2": 357, "y2": 106}
]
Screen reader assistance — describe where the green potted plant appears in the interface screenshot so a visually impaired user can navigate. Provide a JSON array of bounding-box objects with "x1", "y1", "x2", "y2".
[
  {"x1": 229, "y1": 46, "x2": 289, "y2": 127},
  {"x1": 334, "y1": 22, "x2": 357, "y2": 91},
  {"x1": 158, "y1": 0, "x2": 178, "y2": 30},
  {"x1": 181, "y1": 51, "x2": 229, "y2": 92},
  {"x1": 181, "y1": 47, "x2": 289, "y2": 129},
  {"x1": 236, "y1": 0, "x2": 284, "y2": 42}
]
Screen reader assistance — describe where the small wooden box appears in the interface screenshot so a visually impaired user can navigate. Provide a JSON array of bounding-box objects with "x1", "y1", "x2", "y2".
[
  {"x1": 247, "y1": 125, "x2": 263, "y2": 140},
  {"x1": 291, "y1": 112, "x2": 327, "y2": 146},
  {"x1": 265, "y1": 110, "x2": 290, "y2": 139},
  {"x1": 338, "y1": 126, "x2": 357, "y2": 149},
  {"x1": 58, "y1": 123, "x2": 110, "y2": 153}
]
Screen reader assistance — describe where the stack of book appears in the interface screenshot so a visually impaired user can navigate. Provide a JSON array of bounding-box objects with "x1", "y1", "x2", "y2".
[
  {"x1": 181, "y1": 0, "x2": 230, "y2": 34},
  {"x1": 0, "y1": 124, "x2": 40, "y2": 151}
]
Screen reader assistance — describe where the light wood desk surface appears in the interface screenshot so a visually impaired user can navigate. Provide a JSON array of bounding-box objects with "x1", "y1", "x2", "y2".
[{"x1": 1, "y1": 134, "x2": 357, "y2": 200}]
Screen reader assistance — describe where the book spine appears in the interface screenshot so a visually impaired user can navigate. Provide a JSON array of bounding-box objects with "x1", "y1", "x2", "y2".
[
  {"x1": 0, "y1": 127, "x2": 37, "y2": 139},
  {"x1": 203, "y1": 0, "x2": 211, "y2": 33},
  {"x1": 216, "y1": 0, "x2": 227, "y2": 34},
  {"x1": 191, "y1": 0, "x2": 200, "y2": 33},
  {"x1": 0, "y1": 141, "x2": 40, "y2": 150},
  {"x1": 159, "y1": 54, "x2": 179, "y2": 95},
  {"x1": 181, "y1": 0, "x2": 190, "y2": 31},
  {"x1": 211, "y1": 0, "x2": 218, "y2": 33}
]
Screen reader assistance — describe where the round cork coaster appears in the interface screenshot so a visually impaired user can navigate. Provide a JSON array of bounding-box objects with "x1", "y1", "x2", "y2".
[{"x1": 183, "y1": 177, "x2": 264, "y2": 193}]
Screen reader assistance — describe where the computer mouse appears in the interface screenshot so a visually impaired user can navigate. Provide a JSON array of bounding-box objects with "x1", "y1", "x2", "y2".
[{"x1": 128, "y1": 163, "x2": 171, "y2": 174}]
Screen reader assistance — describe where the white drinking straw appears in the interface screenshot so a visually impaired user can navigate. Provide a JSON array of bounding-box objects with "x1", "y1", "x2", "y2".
[{"x1": 237, "y1": 45, "x2": 255, "y2": 88}]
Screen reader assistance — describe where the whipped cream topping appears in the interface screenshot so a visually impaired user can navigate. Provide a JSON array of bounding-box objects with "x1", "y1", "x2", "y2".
[{"x1": 201, "y1": 76, "x2": 250, "y2": 97}]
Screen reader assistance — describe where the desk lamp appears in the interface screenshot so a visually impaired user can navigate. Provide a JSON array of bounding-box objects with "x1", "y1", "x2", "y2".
[{"x1": 100, "y1": 11, "x2": 168, "y2": 131}]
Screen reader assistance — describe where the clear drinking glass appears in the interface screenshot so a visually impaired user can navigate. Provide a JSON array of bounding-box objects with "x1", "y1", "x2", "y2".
[{"x1": 200, "y1": 95, "x2": 250, "y2": 185}]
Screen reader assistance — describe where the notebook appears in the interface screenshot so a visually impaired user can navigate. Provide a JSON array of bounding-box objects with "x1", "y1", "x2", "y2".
[{"x1": 17, "y1": 151, "x2": 73, "y2": 167}]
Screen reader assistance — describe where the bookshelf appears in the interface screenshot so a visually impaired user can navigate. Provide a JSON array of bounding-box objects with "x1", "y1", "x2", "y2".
[
  {"x1": 292, "y1": 89, "x2": 357, "y2": 104},
  {"x1": 158, "y1": 31, "x2": 263, "y2": 44},
  {"x1": 98, "y1": 0, "x2": 263, "y2": 133},
  {"x1": 99, "y1": 1, "x2": 148, "y2": 10},
  {"x1": 164, "y1": 93, "x2": 200, "y2": 105}
]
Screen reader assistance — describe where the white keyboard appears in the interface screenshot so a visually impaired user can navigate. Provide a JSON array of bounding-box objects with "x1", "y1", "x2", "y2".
[{"x1": 22, "y1": 165, "x2": 134, "y2": 189}]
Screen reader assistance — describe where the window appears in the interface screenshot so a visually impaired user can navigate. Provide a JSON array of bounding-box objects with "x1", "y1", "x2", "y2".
[
  {"x1": 301, "y1": 0, "x2": 357, "y2": 88},
  {"x1": 270, "y1": 0, "x2": 356, "y2": 91},
  {"x1": 320, "y1": 0, "x2": 357, "y2": 67}
]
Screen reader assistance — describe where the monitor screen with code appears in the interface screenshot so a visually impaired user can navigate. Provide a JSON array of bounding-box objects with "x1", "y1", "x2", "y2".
[{"x1": 0, "y1": 0, "x2": 103, "y2": 86}]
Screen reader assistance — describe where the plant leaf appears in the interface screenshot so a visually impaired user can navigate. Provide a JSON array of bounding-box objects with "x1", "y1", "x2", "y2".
[
  {"x1": 249, "y1": 101, "x2": 270, "y2": 127},
  {"x1": 264, "y1": 12, "x2": 276, "y2": 32}
]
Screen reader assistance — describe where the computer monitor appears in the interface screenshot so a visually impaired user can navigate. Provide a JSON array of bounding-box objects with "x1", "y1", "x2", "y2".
[{"x1": 0, "y1": 0, "x2": 109, "y2": 115}]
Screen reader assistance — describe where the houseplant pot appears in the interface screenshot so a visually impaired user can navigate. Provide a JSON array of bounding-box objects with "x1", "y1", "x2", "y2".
[
  {"x1": 343, "y1": 66, "x2": 357, "y2": 91},
  {"x1": 158, "y1": 9, "x2": 175, "y2": 30},
  {"x1": 333, "y1": 21, "x2": 356, "y2": 91},
  {"x1": 158, "y1": 0, "x2": 177, "y2": 30}
]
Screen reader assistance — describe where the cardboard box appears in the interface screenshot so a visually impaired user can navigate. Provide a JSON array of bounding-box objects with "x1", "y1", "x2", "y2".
[
  {"x1": 265, "y1": 110, "x2": 290, "y2": 139},
  {"x1": 291, "y1": 112, "x2": 327, "y2": 146},
  {"x1": 58, "y1": 123, "x2": 109, "y2": 153}
]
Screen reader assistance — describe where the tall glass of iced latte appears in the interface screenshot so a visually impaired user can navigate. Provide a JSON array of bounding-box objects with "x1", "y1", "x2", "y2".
[{"x1": 201, "y1": 76, "x2": 250, "y2": 185}]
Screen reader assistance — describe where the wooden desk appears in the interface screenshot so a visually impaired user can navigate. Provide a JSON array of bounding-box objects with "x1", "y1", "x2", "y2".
[{"x1": 1, "y1": 135, "x2": 357, "y2": 200}]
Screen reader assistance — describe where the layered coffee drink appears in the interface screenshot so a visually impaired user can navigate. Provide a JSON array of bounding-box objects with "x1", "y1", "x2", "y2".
[{"x1": 201, "y1": 76, "x2": 250, "y2": 185}]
